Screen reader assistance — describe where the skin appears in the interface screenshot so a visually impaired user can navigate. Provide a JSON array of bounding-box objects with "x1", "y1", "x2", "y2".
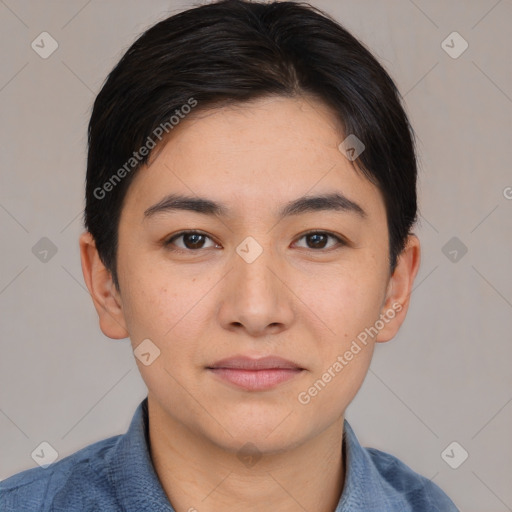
[{"x1": 80, "y1": 95, "x2": 420, "y2": 512}]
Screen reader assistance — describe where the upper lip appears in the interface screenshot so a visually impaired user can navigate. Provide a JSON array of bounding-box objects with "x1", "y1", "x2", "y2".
[{"x1": 208, "y1": 356, "x2": 303, "y2": 370}]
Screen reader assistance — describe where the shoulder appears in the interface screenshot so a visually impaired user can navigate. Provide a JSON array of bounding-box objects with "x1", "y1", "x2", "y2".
[
  {"x1": 0, "y1": 434, "x2": 121, "y2": 512},
  {"x1": 366, "y1": 447, "x2": 459, "y2": 511}
]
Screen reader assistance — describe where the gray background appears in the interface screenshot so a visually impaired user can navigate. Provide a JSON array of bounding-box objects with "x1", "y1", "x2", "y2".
[{"x1": 1, "y1": 1, "x2": 511, "y2": 510}]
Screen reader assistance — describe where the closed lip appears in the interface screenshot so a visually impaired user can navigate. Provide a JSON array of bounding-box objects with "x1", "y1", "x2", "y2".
[{"x1": 207, "y1": 355, "x2": 304, "y2": 371}]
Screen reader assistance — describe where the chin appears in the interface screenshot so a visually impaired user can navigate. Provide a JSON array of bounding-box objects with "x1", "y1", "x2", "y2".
[
  {"x1": 206, "y1": 413, "x2": 308, "y2": 453},
  {"x1": 218, "y1": 429, "x2": 305, "y2": 458}
]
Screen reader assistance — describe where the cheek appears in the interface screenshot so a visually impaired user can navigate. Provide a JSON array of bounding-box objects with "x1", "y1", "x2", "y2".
[
  {"x1": 118, "y1": 248, "x2": 176, "y2": 337},
  {"x1": 295, "y1": 269, "x2": 381, "y2": 416},
  {"x1": 121, "y1": 281, "x2": 201, "y2": 392},
  {"x1": 124, "y1": 285, "x2": 182, "y2": 345},
  {"x1": 120, "y1": 266, "x2": 211, "y2": 364},
  {"x1": 300, "y1": 261, "x2": 385, "y2": 343}
]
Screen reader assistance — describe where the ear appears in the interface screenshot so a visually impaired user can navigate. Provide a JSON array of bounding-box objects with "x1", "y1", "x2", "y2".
[
  {"x1": 79, "y1": 231, "x2": 129, "y2": 339},
  {"x1": 375, "y1": 234, "x2": 421, "y2": 343}
]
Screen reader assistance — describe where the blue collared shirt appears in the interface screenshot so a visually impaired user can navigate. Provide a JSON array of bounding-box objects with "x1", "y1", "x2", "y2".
[{"x1": 0, "y1": 397, "x2": 458, "y2": 511}]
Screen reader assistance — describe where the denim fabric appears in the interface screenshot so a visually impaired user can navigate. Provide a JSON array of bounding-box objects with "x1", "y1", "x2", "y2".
[{"x1": 0, "y1": 397, "x2": 458, "y2": 511}]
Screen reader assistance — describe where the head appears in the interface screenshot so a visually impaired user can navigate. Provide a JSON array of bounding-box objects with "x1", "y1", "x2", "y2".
[{"x1": 80, "y1": 0, "x2": 420, "y2": 455}]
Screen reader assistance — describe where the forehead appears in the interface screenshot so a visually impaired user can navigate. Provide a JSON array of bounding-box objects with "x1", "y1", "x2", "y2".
[{"x1": 121, "y1": 95, "x2": 386, "y2": 224}]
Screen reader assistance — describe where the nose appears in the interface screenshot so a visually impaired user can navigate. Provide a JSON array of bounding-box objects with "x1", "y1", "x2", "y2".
[{"x1": 217, "y1": 241, "x2": 295, "y2": 337}]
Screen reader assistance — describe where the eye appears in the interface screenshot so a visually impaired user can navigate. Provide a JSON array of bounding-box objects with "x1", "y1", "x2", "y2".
[
  {"x1": 163, "y1": 229, "x2": 346, "y2": 253},
  {"x1": 164, "y1": 230, "x2": 219, "y2": 251},
  {"x1": 293, "y1": 230, "x2": 346, "y2": 250}
]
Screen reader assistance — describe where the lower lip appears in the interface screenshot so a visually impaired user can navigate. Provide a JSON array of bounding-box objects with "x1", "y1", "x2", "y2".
[{"x1": 208, "y1": 368, "x2": 303, "y2": 391}]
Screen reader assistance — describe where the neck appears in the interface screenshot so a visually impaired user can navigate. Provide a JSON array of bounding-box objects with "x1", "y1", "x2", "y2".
[{"x1": 147, "y1": 399, "x2": 346, "y2": 512}]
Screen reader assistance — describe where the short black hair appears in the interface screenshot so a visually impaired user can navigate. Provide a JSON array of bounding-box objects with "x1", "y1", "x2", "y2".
[{"x1": 84, "y1": 0, "x2": 418, "y2": 291}]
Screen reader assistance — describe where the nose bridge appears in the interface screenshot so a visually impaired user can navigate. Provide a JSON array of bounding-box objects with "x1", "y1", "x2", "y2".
[{"x1": 234, "y1": 235, "x2": 280, "y2": 303}]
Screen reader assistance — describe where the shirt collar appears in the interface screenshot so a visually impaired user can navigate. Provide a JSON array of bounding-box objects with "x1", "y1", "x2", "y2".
[
  {"x1": 108, "y1": 397, "x2": 405, "y2": 512},
  {"x1": 335, "y1": 421, "x2": 405, "y2": 511},
  {"x1": 108, "y1": 397, "x2": 175, "y2": 511}
]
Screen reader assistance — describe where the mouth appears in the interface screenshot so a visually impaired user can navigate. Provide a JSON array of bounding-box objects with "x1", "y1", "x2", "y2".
[{"x1": 207, "y1": 356, "x2": 305, "y2": 391}]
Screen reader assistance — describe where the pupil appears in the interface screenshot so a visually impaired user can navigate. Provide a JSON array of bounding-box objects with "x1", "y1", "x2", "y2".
[
  {"x1": 309, "y1": 233, "x2": 326, "y2": 248},
  {"x1": 186, "y1": 233, "x2": 203, "y2": 248}
]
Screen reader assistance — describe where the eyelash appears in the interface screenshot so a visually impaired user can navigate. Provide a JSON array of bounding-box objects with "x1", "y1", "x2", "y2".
[{"x1": 163, "y1": 230, "x2": 347, "y2": 253}]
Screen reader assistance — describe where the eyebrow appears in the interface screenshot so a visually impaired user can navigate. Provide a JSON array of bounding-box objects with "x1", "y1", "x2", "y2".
[{"x1": 143, "y1": 192, "x2": 367, "y2": 220}]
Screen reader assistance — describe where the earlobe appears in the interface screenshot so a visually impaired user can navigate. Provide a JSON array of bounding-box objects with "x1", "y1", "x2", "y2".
[
  {"x1": 79, "y1": 231, "x2": 129, "y2": 340},
  {"x1": 375, "y1": 234, "x2": 421, "y2": 343}
]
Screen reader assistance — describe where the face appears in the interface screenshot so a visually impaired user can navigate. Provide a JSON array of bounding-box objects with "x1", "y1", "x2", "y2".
[{"x1": 81, "y1": 95, "x2": 420, "y2": 454}]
